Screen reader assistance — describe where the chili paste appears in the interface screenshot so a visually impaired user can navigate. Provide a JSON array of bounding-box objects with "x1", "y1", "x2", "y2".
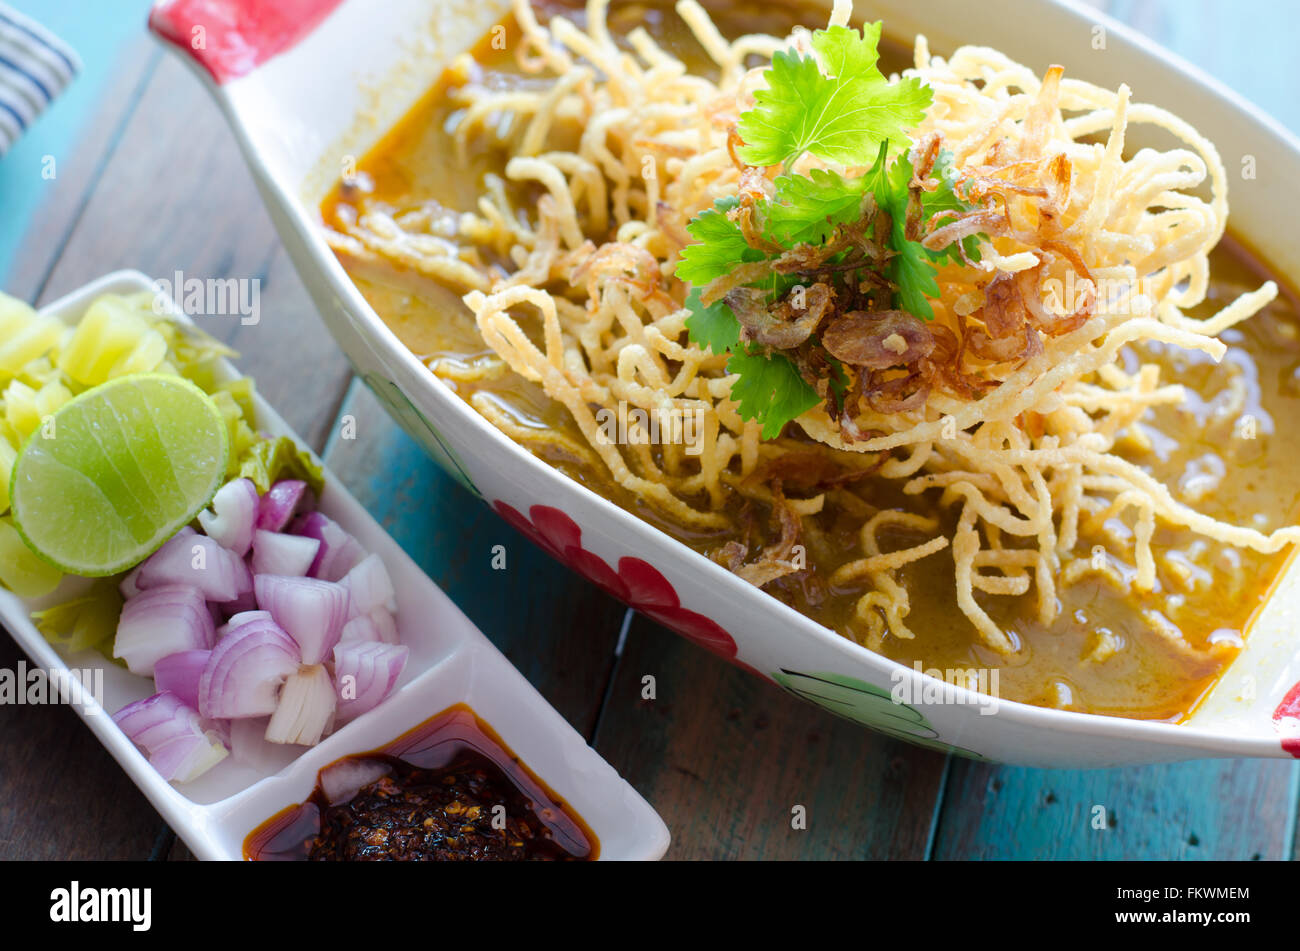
[{"x1": 245, "y1": 704, "x2": 597, "y2": 861}]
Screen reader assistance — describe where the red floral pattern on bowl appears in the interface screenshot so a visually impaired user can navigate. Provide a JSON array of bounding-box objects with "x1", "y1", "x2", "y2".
[
  {"x1": 494, "y1": 501, "x2": 740, "y2": 661},
  {"x1": 1272, "y1": 681, "x2": 1300, "y2": 757}
]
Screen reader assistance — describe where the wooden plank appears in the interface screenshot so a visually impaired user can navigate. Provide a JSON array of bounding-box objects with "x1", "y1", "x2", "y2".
[
  {"x1": 318, "y1": 383, "x2": 629, "y2": 737},
  {"x1": 218, "y1": 248, "x2": 354, "y2": 451},
  {"x1": 933, "y1": 759, "x2": 1296, "y2": 860},
  {"x1": 0, "y1": 633, "x2": 163, "y2": 860},
  {"x1": 166, "y1": 836, "x2": 196, "y2": 861},
  {"x1": 592, "y1": 614, "x2": 949, "y2": 859}
]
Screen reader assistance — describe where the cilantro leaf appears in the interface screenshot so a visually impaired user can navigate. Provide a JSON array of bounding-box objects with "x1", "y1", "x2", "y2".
[
  {"x1": 725, "y1": 349, "x2": 820, "y2": 440},
  {"x1": 763, "y1": 168, "x2": 872, "y2": 245},
  {"x1": 736, "y1": 48, "x2": 830, "y2": 168},
  {"x1": 888, "y1": 238, "x2": 943, "y2": 321},
  {"x1": 682, "y1": 277, "x2": 816, "y2": 437},
  {"x1": 860, "y1": 144, "x2": 940, "y2": 319},
  {"x1": 827, "y1": 74, "x2": 931, "y2": 163},
  {"x1": 812, "y1": 21, "x2": 883, "y2": 79},
  {"x1": 868, "y1": 147, "x2": 984, "y2": 318},
  {"x1": 737, "y1": 24, "x2": 932, "y2": 169},
  {"x1": 675, "y1": 197, "x2": 767, "y2": 286},
  {"x1": 684, "y1": 288, "x2": 740, "y2": 355}
]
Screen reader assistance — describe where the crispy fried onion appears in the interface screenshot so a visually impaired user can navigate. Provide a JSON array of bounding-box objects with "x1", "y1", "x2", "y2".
[
  {"x1": 727, "y1": 282, "x2": 834, "y2": 348},
  {"x1": 722, "y1": 482, "x2": 804, "y2": 587},
  {"x1": 823, "y1": 310, "x2": 934, "y2": 368},
  {"x1": 720, "y1": 455, "x2": 882, "y2": 590}
]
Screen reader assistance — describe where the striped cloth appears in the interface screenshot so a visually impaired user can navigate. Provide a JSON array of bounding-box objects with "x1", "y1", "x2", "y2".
[{"x1": 0, "y1": 3, "x2": 80, "y2": 156}]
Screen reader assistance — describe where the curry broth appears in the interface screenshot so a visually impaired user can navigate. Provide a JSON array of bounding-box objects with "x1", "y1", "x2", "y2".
[{"x1": 321, "y1": 1, "x2": 1300, "y2": 720}]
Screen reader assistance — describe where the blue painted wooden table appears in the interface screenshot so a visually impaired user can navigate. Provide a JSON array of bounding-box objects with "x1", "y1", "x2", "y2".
[{"x1": 1, "y1": 0, "x2": 1297, "y2": 860}]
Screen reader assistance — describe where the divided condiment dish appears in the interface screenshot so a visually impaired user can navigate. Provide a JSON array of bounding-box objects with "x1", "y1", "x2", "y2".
[{"x1": 0, "y1": 268, "x2": 670, "y2": 860}]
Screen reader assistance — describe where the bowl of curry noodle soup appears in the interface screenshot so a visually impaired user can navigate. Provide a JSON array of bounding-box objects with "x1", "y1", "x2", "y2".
[{"x1": 149, "y1": 0, "x2": 1300, "y2": 766}]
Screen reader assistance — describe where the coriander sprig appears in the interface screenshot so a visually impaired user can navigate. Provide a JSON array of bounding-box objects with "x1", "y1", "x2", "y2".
[{"x1": 674, "y1": 20, "x2": 979, "y2": 440}]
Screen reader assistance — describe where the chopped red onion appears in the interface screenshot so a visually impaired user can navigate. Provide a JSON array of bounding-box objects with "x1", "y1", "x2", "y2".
[
  {"x1": 198, "y1": 478, "x2": 259, "y2": 556},
  {"x1": 115, "y1": 690, "x2": 193, "y2": 747},
  {"x1": 217, "y1": 588, "x2": 257, "y2": 620},
  {"x1": 265, "y1": 664, "x2": 336, "y2": 745},
  {"x1": 257, "y1": 480, "x2": 312, "y2": 532},
  {"x1": 137, "y1": 531, "x2": 252, "y2": 603},
  {"x1": 150, "y1": 729, "x2": 229, "y2": 784},
  {"x1": 332, "y1": 641, "x2": 408, "y2": 723},
  {"x1": 340, "y1": 553, "x2": 397, "y2": 619},
  {"x1": 113, "y1": 691, "x2": 228, "y2": 783},
  {"x1": 121, "y1": 527, "x2": 192, "y2": 598},
  {"x1": 253, "y1": 574, "x2": 349, "y2": 665},
  {"x1": 318, "y1": 757, "x2": 391, "y2": 805},
  {"x1": 199, "y1": 617, "x2": 300, "y2": 719},
  {"x1": 292, "y1": 512, "x2": 366, "y2": 582},
  {"x1": 250, "y1": 529, "x2": 319, "y2": 577},
  {"x1": 119, "y1": 563, "x2": 145, "y2": 600},
  {"x1": 114, "y1": 585, "x2": 214, "y2": 676},
  {"x1": 216, "y1": 609, "x2": 272, "y2": 641},
  {"x1": 204, "y1": 715, "x2": 231, "y2": 749},
  {"x1": 340, "y1": 607, "x2": 399, "y2": 645},
  {"x1": 116, "y1": 480, "x2": 410, "y2": 776},
  {"x1": 152, "y1": 649, "x2": 211, "y2": 710}
]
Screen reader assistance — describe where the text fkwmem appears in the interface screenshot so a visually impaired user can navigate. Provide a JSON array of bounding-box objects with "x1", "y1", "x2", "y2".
[{"x1": 49, "y1": 882, "x2": 151, "y2": 932}]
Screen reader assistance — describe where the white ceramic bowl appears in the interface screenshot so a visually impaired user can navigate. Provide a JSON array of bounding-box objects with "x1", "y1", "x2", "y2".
[
  {"x1": 147, "y1": 0, "x2": 1300, "y2": 766},
  {"x1": 0, "y1": 269, "x2": 670, "y2": 860}
]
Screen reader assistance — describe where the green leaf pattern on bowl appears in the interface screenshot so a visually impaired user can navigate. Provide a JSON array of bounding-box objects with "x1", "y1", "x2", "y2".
[
  {"x1": 361, "y1": 373, "x2": 481, "y2": 499},
  {"x1": 772, "y1": 669, "x2": 988, "y2": 759}
]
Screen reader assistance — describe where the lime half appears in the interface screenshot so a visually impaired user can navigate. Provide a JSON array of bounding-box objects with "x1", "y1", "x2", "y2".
[{"x1": 10, "y1": 373, "x2": 229, "y2": 576}]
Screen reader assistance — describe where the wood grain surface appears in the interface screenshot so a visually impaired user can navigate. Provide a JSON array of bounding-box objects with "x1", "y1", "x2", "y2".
[{"x1": 0, "y1": 0, "x2": 1296, "y2": 861}]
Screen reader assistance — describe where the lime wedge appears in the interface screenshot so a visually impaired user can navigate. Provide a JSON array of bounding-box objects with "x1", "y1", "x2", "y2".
[{"x1": 9, "y1": 374, "x2": 230, "y2": 577}]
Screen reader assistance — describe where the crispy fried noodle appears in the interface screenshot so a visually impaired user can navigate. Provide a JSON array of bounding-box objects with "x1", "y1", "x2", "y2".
[{"x1": 329, "y1": 0, "x2": 1291, "y2": 659}]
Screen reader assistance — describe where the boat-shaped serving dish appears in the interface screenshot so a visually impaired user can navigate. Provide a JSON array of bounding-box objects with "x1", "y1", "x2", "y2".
[
  {"x1": 147, "y1": 0, "x2": 1300, "y2": 766},
  {"x1": 0, "y1": 269, "x2": 669, "y2": 860}
]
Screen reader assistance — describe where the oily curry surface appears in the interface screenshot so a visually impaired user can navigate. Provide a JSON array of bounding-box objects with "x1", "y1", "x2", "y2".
[{"x1": 322, "y1": 1, "x2": 1300, "y2": 720}]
